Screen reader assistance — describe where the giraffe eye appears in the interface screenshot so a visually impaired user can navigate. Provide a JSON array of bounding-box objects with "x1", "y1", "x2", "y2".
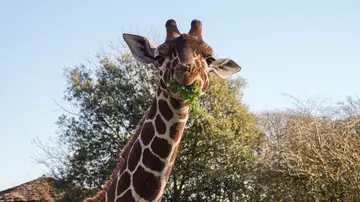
[
  {"x1": 155, "y1": 56, "x2": 165, "y2": 67},
  {"x1": 206, "y1": 57, "x2": 216, "y2": 66}
]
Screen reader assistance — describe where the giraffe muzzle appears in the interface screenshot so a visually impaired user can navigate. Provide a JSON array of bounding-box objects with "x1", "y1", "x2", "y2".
[{"x1": 173, "y1": 63, "x2": 200, "y2": 86}]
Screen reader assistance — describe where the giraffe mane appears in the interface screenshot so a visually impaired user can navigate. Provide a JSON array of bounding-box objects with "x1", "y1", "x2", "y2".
[{"x1": 84, "y1": 111, "x2": 149, "y2": 202}]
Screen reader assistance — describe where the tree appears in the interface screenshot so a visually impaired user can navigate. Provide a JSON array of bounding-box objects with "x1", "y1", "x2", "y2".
[
  {"x1": 36, "y1": 47, "x2": 263, "y2": 201},
  {"x1": 163, "y1": 76, "x2": 263, "y2": 202},
  {"x1": 254, "y1": 98, "x2": 360, "y2": 201},
  {"x1": 37, "y1": 52, "x2": 158, "y2": 190}
]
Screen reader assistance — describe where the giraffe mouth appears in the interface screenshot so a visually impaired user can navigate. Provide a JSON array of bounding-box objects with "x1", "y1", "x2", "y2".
[
  {"x1": 169, "y1": 78, "x2": 202, "y2": 101},
  {"x1": 172, "y1": 71, "x2": 201, "y2": 86}
]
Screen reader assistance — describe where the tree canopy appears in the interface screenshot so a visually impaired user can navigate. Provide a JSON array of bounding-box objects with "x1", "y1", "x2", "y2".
[{"x1": 255, "y1": 98, "x2": 360, "y2": 201}]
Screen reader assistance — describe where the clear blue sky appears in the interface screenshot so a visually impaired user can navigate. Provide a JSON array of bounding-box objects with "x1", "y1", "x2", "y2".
[{"x1": 0, "y1": 0, "x2": 359, "y2": 190}]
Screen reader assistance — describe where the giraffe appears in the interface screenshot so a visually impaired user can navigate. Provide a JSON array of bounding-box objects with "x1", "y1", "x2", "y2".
[{"x1": 85, "y1": 19, "x2": 242, "y2": 202}]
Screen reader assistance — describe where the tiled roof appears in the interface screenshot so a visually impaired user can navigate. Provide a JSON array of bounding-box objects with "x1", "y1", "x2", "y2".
[{"x1": 0, "y1": 175, "x2": 64, "y2": 202}]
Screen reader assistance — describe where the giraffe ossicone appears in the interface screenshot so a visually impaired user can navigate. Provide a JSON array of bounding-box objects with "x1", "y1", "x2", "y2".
[{"x1": 85, "y1": 19, "x2": 242, "y2": 202}]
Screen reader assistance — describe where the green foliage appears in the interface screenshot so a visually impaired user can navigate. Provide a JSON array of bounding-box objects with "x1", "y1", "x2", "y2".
[
  {"x1": 169, "y1": 78, "x2": 201, "y2": 101},
  {"x1": 169, "y1": 78, "x2": 202, "y2": 116},
  {"x1": 46, "y1": 52, "x2": 158, "y2": 188}
]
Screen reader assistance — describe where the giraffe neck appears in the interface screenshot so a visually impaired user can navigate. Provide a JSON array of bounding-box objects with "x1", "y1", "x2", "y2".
[{"x1": 101, "y1": 87, "x2": 189, "y2": 202}]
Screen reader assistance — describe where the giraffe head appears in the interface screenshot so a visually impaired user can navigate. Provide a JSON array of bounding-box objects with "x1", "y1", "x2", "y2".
[{"x1": 123, "y1": 19, "x2": 241, "y2": 100}]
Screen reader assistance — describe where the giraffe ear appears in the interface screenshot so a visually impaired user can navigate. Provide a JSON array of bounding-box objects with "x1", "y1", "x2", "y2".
[
  {"x1": 210, "y1": 58, "x2": 242, "y2": 79},
  {"x1": 123, "y1": 33, "x2": 155, "y2": 64}
]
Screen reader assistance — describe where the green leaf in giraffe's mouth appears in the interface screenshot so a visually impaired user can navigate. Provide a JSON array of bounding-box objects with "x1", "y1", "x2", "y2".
[
  {"x1": 169, "y1": 78, "x2": 201, "y2": 101},
  {"x1": 169, "y1": 78, "x2": 202, "y2": 116}
]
